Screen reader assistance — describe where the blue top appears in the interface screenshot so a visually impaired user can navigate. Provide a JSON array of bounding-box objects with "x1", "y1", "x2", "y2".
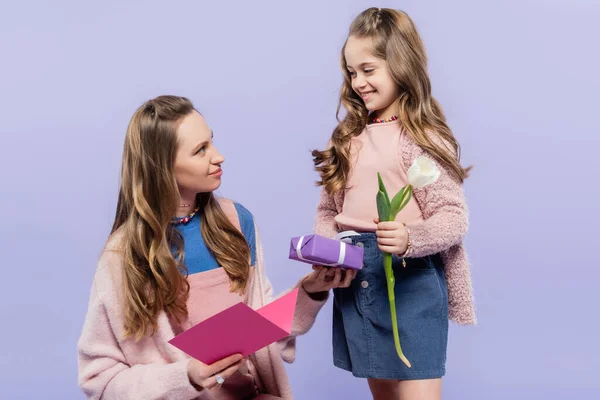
[{"x1": 173, "y1": 203, "x2": 257, "y2": 275}]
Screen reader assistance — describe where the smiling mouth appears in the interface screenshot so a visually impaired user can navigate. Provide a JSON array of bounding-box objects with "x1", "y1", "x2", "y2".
[
  {"x1": 209, "y1": 168, "x2": 222, "y2": 175},
  {"x1": 360, "y1": 91, "x2": 376, "y2": 99}
]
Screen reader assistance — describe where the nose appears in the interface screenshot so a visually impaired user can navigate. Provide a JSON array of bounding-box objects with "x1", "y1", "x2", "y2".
[
  {"x1": 212, "y1": 148, "x2": 225, "y2": 165},
  {"x1": 353, "y1": 74, "x2": 367, "y2": 91}
]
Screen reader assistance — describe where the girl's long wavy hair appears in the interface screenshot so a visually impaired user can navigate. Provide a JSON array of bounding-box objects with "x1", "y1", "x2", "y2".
[
  {"x1": 313, "y1": 8, "x2": 471, "y2": 193},
  {"x1": 111, "y1": 95, "x2": 250, "y2": 341}
]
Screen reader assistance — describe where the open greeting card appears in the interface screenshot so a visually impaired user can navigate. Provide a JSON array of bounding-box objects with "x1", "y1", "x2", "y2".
[{"x1": 168, "y1": 288, "x2": 298, "y2": 364}]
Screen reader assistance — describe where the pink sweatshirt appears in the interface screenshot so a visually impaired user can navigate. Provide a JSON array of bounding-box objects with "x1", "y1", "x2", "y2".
[
  {"x1": 314, "y1": 122, "x2": 477, "y2": 325},
  {"x1": 336, "y1": 120, "x2": 424, "y2": 230},
  {"x1": 78, "y1": 198, "x2": 328, "y2": 399}
]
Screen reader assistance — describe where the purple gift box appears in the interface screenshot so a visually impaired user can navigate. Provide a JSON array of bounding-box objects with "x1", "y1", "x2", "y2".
[{"x1": 289, "y1": 234, "x2": 364, "y2": 270}]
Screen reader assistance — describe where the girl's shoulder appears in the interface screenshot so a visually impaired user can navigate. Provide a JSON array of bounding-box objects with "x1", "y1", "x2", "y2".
[{"x1": 399, "y1": 129, "x2": 458, "y2": 166}]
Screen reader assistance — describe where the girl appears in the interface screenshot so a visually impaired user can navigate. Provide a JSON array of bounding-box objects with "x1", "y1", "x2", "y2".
[
  {"x1": 78, "y1": 95, "x2": 357, "y2": 400},
  {"x1": 312, "y1": 8, "x2": 476, "y2": 400}
]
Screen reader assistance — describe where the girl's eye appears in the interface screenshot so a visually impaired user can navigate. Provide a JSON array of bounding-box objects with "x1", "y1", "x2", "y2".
[
  {"x1": 197, "y1": 146, "x2": 206, "y2": 155},
  {"x1": 364, "y1": 69, "x2": 374, "y2": 74}
]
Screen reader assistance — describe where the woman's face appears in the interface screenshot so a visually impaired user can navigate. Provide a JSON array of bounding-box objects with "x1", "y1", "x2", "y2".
[{"x1": 173, "y1": 111, "x2": 224, "y2": 201}]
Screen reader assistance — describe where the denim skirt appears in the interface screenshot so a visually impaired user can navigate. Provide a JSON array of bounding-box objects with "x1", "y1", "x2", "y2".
[{"x1": 332, "y1": 232, "x2": 449, "y2": 380}]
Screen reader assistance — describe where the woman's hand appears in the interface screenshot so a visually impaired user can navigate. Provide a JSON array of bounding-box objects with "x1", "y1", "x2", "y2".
[
  {"x1": 302, "y1": 265, "x2": 358, "y2": 295},
  {"x1": 187, "y1": 353, "x2": 245, "y2": 391}
]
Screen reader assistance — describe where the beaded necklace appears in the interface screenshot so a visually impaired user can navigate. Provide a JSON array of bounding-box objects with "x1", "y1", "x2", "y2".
[
  {"x1": 171, "y1": 206, "x2": 200, "y2": 225},
  {"x1": 371, "y1": 115, "x2": 398, "y2": 124}
]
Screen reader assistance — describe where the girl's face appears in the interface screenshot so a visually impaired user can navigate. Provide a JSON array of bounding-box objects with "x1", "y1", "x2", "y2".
[
  {"x1": 344, "y1": 35, "x2": 400, "y2": 119},
  {"x1": 174, "y1": 111, "x2": 224, "y2": 200}
]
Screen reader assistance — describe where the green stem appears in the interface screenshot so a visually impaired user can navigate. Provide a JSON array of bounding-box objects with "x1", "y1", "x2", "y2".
[{"x1": 383, "y1": 252, "x2": 412, "y2": 368}]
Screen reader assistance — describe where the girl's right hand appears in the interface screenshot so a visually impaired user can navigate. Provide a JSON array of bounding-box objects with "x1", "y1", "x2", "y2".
[{"x1": 187, "y1": 353, "x2": 245, "y2": 391}]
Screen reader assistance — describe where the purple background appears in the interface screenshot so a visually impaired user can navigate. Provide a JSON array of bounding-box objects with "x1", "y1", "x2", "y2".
[{"x1": 1, "y1": 0, "x2": 599, "y2": 399}]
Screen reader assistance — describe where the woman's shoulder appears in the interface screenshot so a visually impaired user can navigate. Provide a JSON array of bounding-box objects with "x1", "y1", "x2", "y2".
[
  {"x1": 91, "y1": 229, "x2": 127, "y2": 305},
  {"x1": 216, "y1": 197, "x2": 255, "y2": 230},
  {"x1": 233, "y1": 202, "x2": 255, "y2": 227},
  {"x1": 217, "y1": 197, "x2": 258, "y2": 262}
]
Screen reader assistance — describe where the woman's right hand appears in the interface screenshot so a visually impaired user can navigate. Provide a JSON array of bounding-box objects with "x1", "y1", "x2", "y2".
[
  {"x1": 302, "y1": 265, "x2": 357, "y2": 294},
  {"x1": 187, "y1": 353, "x2": 245, "y2": 391}
]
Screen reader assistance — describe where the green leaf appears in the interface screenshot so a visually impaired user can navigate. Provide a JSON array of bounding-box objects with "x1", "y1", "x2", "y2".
[
  {"x1": 376, "y1": 173, "x2": 391, "y2": 221},
  {"x1": 389, "y1": 187, "x2": 407, "y2": 218},
  {"x1": 376, "y1": 190, "x2": 390, "y2": 221},
  {"x1": 398, "y1": 185, "x2": 413, "y2": 211},
  {"x1": 389, "y1": 184, "x2": 414, "y2": 218},
  {"x1": 377, "y1": 173, "x2": 391, "y2": 206}
]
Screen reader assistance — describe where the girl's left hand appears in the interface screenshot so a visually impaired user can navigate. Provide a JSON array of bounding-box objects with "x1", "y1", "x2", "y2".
[
  {"x1": 374, "y1": 217, "x2": 409, "y2": 255},
  {"x1": 302, "y1": 266, "x2": 358, "y2": 294}
]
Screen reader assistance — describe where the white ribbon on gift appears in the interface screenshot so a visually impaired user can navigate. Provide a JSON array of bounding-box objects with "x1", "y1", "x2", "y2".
[
  {"x1": 295, "y1": 236, "x2": 347, "y2": 267},
  {"x1": 334, "y1": 230, "x2": 361, "y2": 243}
]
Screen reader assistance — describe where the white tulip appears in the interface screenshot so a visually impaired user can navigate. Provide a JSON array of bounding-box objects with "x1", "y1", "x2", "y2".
[{"x1": 406, "y1": 156, "x2": 441, "y2": 188}]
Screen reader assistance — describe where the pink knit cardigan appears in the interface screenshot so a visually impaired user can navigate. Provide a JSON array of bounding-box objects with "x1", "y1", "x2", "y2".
[
  {"x1": 313, "y1": 133, "x2": 477, "y2": 325},
  {"x1": 78, "y1": 199, "x2": 328, "y2": 399}
]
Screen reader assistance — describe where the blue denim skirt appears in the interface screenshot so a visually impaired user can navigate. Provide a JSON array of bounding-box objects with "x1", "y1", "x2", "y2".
[{"x1": 332, "y1": 232, "x2": 448, "y2": 380}]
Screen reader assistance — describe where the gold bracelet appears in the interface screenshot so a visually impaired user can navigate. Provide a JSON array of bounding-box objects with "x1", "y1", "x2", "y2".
[{"x1": 401, "y1": 226, "x2": 412, "y2": 268}]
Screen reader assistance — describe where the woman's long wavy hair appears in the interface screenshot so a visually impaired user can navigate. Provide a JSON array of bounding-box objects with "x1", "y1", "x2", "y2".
[
  {"x1": 111, "y1": 95, "x2": 250, "y2": 341},
  {"x1": 313, "y1": 8, "x2": 471, "y2": 193}
]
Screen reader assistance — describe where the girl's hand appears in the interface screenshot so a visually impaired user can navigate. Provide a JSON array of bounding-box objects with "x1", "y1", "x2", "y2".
[
  {"x1": 374, "y1": 217, "x2": 409, "y2": 255},
  {"x1": 302, "y1": 265, "x2": 358, "y2": 295},
  {"x1": 187, "y1": 353, "x2": 245, "y2": 391}
]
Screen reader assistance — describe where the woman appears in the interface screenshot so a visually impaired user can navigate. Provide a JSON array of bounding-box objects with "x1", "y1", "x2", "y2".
[{"x1": 77, "y1": 95, "x2": 356, "y2": 399}]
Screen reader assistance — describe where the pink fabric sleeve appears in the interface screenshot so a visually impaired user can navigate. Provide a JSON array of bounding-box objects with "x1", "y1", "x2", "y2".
[
  {"x1": 313, "y1": 186, "x2": 340, "y2": 239},
  {"x1": 403, "y1": 140, "x2": 469, "y2": 258},
  {"x1": 253, "y1": 225, "x2": 328, "y2": 363},
  {"x1": 77, "y1": 279, "x2": 208, "y2": 400},
  {"x1": 313, "y1": 140, "x2": 341, "y2": 239}
]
